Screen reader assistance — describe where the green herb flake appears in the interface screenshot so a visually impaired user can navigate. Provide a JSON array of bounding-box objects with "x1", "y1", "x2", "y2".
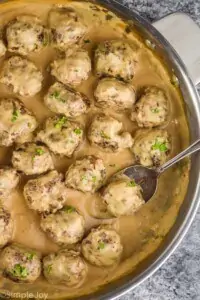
[
  {"x1": 33, "y1": 148, "x2": 45, "y2": 161},
  {"x1": 84, "y1": 39, "x2": 91, "y2": 44},
  {"x1": 54, "y1": 116, "x2": 67, "y2": 129},
  {"x1": 36, "y1": 148, "x2": 45, "y2": 156},
  {"x1": 11, "y1": 264, "x2": 28, "y2": 278},
  {"x1": 11, "y1": 109, "x2": 20, "y2": 122},
  {"x1": 46, "y1": 264, "x2": 52, "y2": 274},
  {"x1": 81, "y1": 175, "x2": 87, "y2": 181},
  {"x1": 64, "y1": 206, "x2": 76, "y2": 213},
  {"x1": 127, "y1": 180, "x2": 136, "y2": 187},
  {"x1": 50, "y1": 90, "x2": 60, "y2": 99},
  {"x1": 100, "y1": 131, "x2": 110, "y2": 140},
  {"x1": 43, "y1": 31, "x2": 49, "y2": 46},
  {"x1": 92, "y1": 176, "x2": 97, "y2": 183},
  {"x1": 151, "y1": 108, "x2": 160, "y2": 113},
  {"x1": 74, "y1": 128, "x2": 82, "y2": 135},
  {"x1": 152, "y1": 140, "x2": 168, "y2": 152},
  {"x1": 98, "y1": 242, "x2": 105, "y2": 250},
  {"x1": 26, "y1": 253, "x2": 35, "y2": 261}
]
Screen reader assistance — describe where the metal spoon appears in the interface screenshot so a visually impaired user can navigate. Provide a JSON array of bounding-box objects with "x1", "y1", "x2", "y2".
[{"x1": 121, "y1": 139, "x2": 200, "y2": 202}]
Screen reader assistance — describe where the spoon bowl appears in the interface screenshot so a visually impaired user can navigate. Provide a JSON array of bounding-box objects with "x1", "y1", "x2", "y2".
[
  {"x1": 123, "y1": 165, "x2": 158, "y2": 202},
  {"x1": 121, "y1": 139, "x2": 200, "y2": 202}
]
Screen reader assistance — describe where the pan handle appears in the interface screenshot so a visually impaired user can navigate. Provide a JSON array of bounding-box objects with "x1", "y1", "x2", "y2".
[{"x1": 153, "y1": 13, "x2": 200, "y2": 86}]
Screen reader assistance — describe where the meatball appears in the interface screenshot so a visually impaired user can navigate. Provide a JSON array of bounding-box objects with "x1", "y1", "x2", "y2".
[
  {"x1": 82, "y1": 226, "x2": 123, "y2": 267},
  {"x1": 51, "y1": 49, "x2": 91, "y2": 86},
  {"x1": 0, "y1": 243, "x2": 41, "y2": 283},
  {"x1": 0, "y1": 56, "x2": 43, "y2": 96},
  {"x1": 94, "y1": 78, "x2": 135, "y2": 110},
  {"x1": 43, "y1": 249, "x2": 87, "y2": 286},
  {"x1": 12, "y1": 142, "x2": 54, "y2": 176},
  {"x1": 0, "y1": 40, "x2": 6, "y2": 57},
  {"x1": 36, "y1": 116, "x2": 83, "y2": 157},
  {"x1": 0, "y1": 167, "x2": 20, "y2": 198},
  {"x1": 132, "y1": 129, "x2": 171, "y2": 167},
  {"x1": 101, "y1": 176, "x2": 145, "y2": 217},
  {"x1": 44, "y1": 82, "x2": 90, "y2": 117},
  {"x1": 131, "y1": 86, "x2": 169, "y2": 128},
  {"x1": 94, "y1": 40, "x2": 137, "y2": 81},
  {"x1": 65, "y1": 156, "x2": 106, "y2": 193},
  {"x1": 0, "y1": 98, "x2": 37, "y2": 147},
  {"x1": 0, "y1": 207, "x2": 13, "y2": 248},
  {"x1": 48, "y1": 7, "x2": 87, "y2": 50},
  {"x1": 6, "y1": 15, "x2": 48, "y2": 56},
  {"x1": 23, "y1": 170, "x2": 67, "y2": 214},
  {"x1": 88, "y1": 114, "x2": 133, "y2": 152},
  {"x1": 40, "y1": 206, "x2": 85, "y2": 245}
]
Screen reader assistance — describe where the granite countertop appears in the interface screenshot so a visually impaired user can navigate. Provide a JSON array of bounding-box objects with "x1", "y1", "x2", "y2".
[{"x1": 118, "y1": 1, "x2": 200, "y2": 300}]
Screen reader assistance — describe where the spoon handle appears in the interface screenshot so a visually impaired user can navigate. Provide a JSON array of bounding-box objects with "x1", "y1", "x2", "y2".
[{"x1": 157, "y1": 139, "x2": 200, "y2": 174}]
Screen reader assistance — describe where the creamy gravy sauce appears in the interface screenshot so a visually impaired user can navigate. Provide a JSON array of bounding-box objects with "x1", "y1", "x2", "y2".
[{"x1": 0, "y1": 0, "x2": 190, "y2": 298}]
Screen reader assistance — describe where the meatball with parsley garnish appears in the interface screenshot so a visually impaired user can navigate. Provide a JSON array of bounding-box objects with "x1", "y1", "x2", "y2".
[
  {"x1": 0, "y1": 98, "x2": 37, "y2": 147},
  {"x1": 132, "y1": 129, "x2": 171, "y2": 167},
  {"x1": 44, "y1": 82, "x2": 90, "y2": 117},
  {"x1": 0, "y1": 207, "x2": 14, "y2": 248},
  {"x1": 40, "y1": 206, "x2": 85, "y2": 245},
  {"x1": 43, "y1": 249, "x2": 87, "y2": 287},
  {"x1": 101, "y1": 176, "x2": 145, "y2": 217},
  {"x1": 48, "y1": 7, "x2": 87, "y2": 50},
  {"x1": 0, "y1": 243, "x2": 41, "y2": 283},
  {"x1": 0, "y1": 167, "x2": 20, "y2": 199},
  {"x1": 94, "y1": 40, "x2": 138, "y2": 81},
  {"x1": 88, "y1": 114, "x2": 133, "y2": 152},
  {"x1": 65, "y1": 155, "x2": 106, "y2": 193},
  {"x1": 12, "y1": 142, "x2": 54, "y2": 176},
  {"x1": 82, "y1": 226, "x2": 123, "y2": 267},
  {"x1": 23, "y1": 170, "x2": 67, "y2": 214},
  {"x1": 94, "y1": 78, "x2": 136, "y2": 111},
  {"x1": 0, "y1": 56, "x2": 43, "y2": 97},
  {"x1": 6, "y1": 15, "x2": 49, "y2": 56},
  {"x1": 131, "y1": 86, "x2": 169, "y2": 128},
  {"x1": 51, "y1": 49, "x2": 91, "y2": 87},
  {"x1": 36, "y1": 116, "x2": 83, "y2": 157}
]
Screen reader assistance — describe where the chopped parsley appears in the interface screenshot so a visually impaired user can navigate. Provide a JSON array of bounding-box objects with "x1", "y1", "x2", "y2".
[
  {"x1": 54, "y1": 116, "x2": 67, "y2": 129},
  {"x1": 98, "y1": 242, "x2": 105, "y2": 250},
  {"x1": 151, "y1": 107, "x2": 160, "y2": 113},
  {"x1": 92, "y1": 176, "x2": 97, "y2": 183},
  {"x1": 74, "y1": 128, "x2": 82, "y2": 135},
  {"x1": 127, "y1": 180, "x2": 136, "y2": 187},
  {"x1": 33, "y1": 148, "x2": 45, "y2": 161},
  {"x1": 46, "y1": 264, "x2": 52, "y2": 274},
  {"x1": 11, "y1": 109, "x2": 20, "y2": 122},
  {"x1": 81, "y1": 175, "x2": 87, "y2": 181},
  {"x1": 11, "y1": 264, "x2": 28, "y2": 278},
  {"x1": 100, "y1": 131, "x2": 110, "y2": 140},
  {"x1": 26, "y1": 253, "x2": 35, "y2": 261},
  {"x1": 64, "y1": 206, "x2": 76, "y2": 213},
  {"x1": 43, "y1": 31, "x2": 49, "y2": 46},
  {"x1": 50, "y1": 91, "x2": 65, "y2": 103},
  {"x1": 84, "y1": 39, "x2": 91, "y2": 44},
  {"x1": 152, "y1": 140, "x2": 168, "y2": 152},
  {"x1": 35, "y1": 148, "x2": 44, "y2": 155}
]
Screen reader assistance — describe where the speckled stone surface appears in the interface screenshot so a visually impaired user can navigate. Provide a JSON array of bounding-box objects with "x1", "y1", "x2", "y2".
[{"x1": 116, "y1": 1, "x2": 200, "y2": 300}]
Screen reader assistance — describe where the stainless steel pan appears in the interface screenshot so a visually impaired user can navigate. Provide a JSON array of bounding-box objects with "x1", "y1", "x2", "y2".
[
  {"x1": 80, "y1": 1, "x2": 200, "y2": 299},
  {"x1": 0, "y1": 1, "x2": 199, "y2": 299}
]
